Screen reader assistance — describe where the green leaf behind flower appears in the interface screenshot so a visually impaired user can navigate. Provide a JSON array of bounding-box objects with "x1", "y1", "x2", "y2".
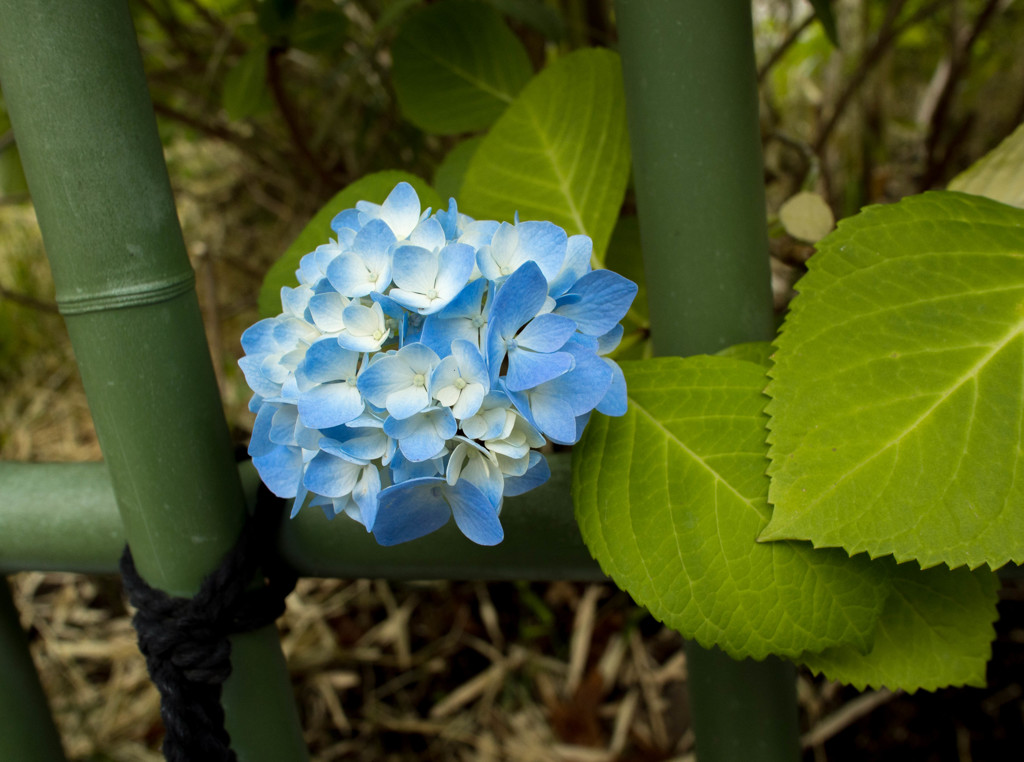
[
  {"x1": 572, "y1": 355, "x2": 888, "y2": 661},
  {"x1": 258, "y1": 171, "x2": 443, "y2": 318},
  {"x1": 434, "y1": 136, "x2": 483, "y2": 203},
  {"x1": 763, "y1": 191, "x2": 1024, "y2": 571},
  {"x1": 392, "y1": 0, "x2": 533, "y2": 134},
  {"x1": 460, "y1": 48, "x2": 631, "y2": 265}
]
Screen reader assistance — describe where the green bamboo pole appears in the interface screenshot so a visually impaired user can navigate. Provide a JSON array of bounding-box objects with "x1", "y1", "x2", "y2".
[
  {"x1": 615, "y1": 1, "x2": 800, "y2": 761},
  {"x1": 0, "y1": 2, "x2": 307, "y2": 759},
  {"x1": 0, "y1": 580, "x2": 68, "y2": 761},
  {"x1": 0, "y1": 457, "x2": 605, "y2": 581}
]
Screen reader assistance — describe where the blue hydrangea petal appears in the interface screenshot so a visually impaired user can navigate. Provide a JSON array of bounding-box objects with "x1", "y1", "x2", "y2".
[
  {"x1": 596, "y1": 324, "x2": 624, "y2": 355},
  {"x1": 330, "y1": 207, "x2": 361, "y2": 234},
  {"x1": 248, "y1": 403, "x2": 277, "y2": 458},
  {"x1": 337, "y1": 302, "x2": 389, "y2": 351},
  {"x1": 429, "y1": 355, "x2": 460, "y2": 397},
  {"x1": 450, "y1": 339, "x2": 489, "y2": 383},
  {"x1": 436, "y1": 199, "x2": 461, "y2": 240},
  {"x1": 357, "y1": 354, "x2": 415, "y2": 409},
  {"x1": 459, "y1": 396, "x2": 512, "y2": 440},
  {"x1": 386, "y1": 384, "x2": 431, "y2": 419},
  {"x1": 373, "y1": 477, "x2": 452, "y2": 546},
  {"x1": 303, "y1": 450, "x2": 363, "y2": 498},
  {"x1": 295, "y1": 339, "x2": 358, "y2": 389},
  {"x1": 420, "y1": 279, "x2": 489, "y2": 356},
  {"x1": 240, "y1": 318, "x2": 278, "y2": 354},
  {"x1": 485, "y1": 261, "x2": 548, "y2": 381},
  {"x1": 352, "y1": 465, "x2": 381, "y2": 530},
  {"x1": 326, "y1": 253, "x2": 379, "y2": 298},
  {"x1": 384, "y1": 407, "x2": 456, "y2": 461},
  {"x1": 434, "y1": 276, "x2": 488, "y2": 320},
  {"x1": 281, "y1": 285, "x2": 313, "y2": 318},
  {"x1": 502, "y1": 451, "x2": 551, "y2": 496},
  {"x1": 269, "y1": 405, "x2": 302, "y2": 446},
  {"x1": 297, "y1": 382, "x2": 364, "y2": 429},
  {"x1": 448, "y1": 479, "x2": 504, "y2": 545},
  {"x1": 543, "y1": 336, "x2": 613, "y2": 415},
  {"x1": 253, "y1": 444, "x2": 304, "y2": 498},
  {"x1": 432, "y1": 244, "x2": 475, "y2": 303},
  {"x1": 308, "y1": 292, "x2": 348, "y2": 333},
  {"x1": 515, "y1": 313, "x2": 576, "y2": 353},
  {"x1": 320, "y1": 426, "x2": 390, "y2": 463},
  {"x1": 514, "y1": 221, "x2": 567, "y2": 282},
  {"x1": 596, "y1": 358, "x2": 628, "y2": 416},
  {"x1": 458, "y1": 219, "x2": 499, "y2": 250},
  {"x1": 238, "y1": 355, "x2": 281, "y2": 398},
  {"x1": 555, "y1": 269, "x2": 638, "y2": 336},
  {"x1": 261, "y1": 353, "x2": 291, "y2": 385},
  {"x1": 548, "y1": 234, "x2": 593, "y2": 297},
  {"x1": 483, "y1": 222, "x2": 518, "y2": 272},
  {"x1": 510, "y1": 386, "x2": 577, "y2": 444},
  {"x1": 357, "y1": 181, "x2": 421, "y2": 239},
  {"x1": 505, "y1": 348, "x2": 574, "y2": 392},
  {"x1": 488, "y1": 260, "x2": 547, "y2": 336},
  {"x1": 355, "y1": 217, "x2": 397, "y2": 256},
  {"x1": 391, "y1": 245, "x2": 438, "y2": 294},
  {"x1": 446, "y1": 441, "x2": 503, "y2": 508},
  {"x1": 409, "y1": 216, "x2": 446, "y2": 251},
  {"x1": 389, "y1": 451, "x2": 443, "y2": 483}
]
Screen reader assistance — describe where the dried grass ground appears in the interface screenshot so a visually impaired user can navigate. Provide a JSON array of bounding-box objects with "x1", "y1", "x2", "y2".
[{"x1": 2, "y1": 144, "x2": 1023, "y2": 762}]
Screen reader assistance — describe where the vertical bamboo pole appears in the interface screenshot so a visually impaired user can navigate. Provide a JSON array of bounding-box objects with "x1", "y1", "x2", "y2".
[
  {"x1": 615, "y1": 1, "x2": 800, "y2": 761},
  {"x1": 0, "y1": 2, "x2": 307, "y2": 759},
  {"x1": 0, "y1": 580, "x2": 68, "y2": 761}
]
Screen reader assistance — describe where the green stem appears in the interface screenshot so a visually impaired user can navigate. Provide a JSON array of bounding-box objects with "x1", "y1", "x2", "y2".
[
  {"x1": 615, "y1": 1, "x2": 798, "y2": 761},
  {"x1": 0, "y1": 2, "x2": 306, "y2": 759},
  {"x1": 0, "y1": 580, "x2": 68, "y2": 762}
]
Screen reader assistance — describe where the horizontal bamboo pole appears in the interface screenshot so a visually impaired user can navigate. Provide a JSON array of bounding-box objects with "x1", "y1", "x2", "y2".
[{"x1": 0, "y1": 455, "x2": 605, "y2": 580}]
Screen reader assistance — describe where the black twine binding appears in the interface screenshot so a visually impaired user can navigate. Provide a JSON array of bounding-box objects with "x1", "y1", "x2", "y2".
[{"x1": 119, "y1": 485, "x2": 297, "y2": 762}]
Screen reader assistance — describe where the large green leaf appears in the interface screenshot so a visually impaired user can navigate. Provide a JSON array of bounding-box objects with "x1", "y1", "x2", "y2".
[
  {"x1": 392, "y1": 0, "x2": 533, "y2": 134},
  {"x1": 572, "y1": 355, "x2": 889, "y2": 661},
  {"x1": 433, "y1": 136, "x2": 483, "y2": 202},
  {"x1": 258, "y1": 171, "x2": 443, "y2": 317},
  {"x1": 763, "y1": 191, "x2": 1024, "y2": 570},
  {"x1": 949, "y1": 121, "x2": 1024, "y2": 208},
  {"x1": 800, "y1": 558, "x2": 999, "y2": 692},
  {"x1": 460, "y1": 48, "x2": 630, "y2": 265}
]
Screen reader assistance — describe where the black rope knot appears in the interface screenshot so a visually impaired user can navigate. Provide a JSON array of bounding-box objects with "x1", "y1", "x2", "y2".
[{"x1": 119, "y1": 485, "x2": 297, "y2": 762}]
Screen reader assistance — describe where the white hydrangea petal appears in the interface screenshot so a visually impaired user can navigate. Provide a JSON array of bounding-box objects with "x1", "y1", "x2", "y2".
[{"x1": 308, "y1": 292, "x2": 349, "y2": 333}]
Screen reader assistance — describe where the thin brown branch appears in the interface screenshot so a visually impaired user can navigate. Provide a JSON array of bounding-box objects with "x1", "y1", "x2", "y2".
[
  {"x1": 922, "y1": 0, "x2": 1005, "y2": 186},
  {"x1": 758, "y1": 14, "x2": 816, "y2": 85},
  {"x1": 802, "y1": 689, "x2": 901, "y2": 749},
  {"x1": 813, "y1": 0, "x2": 945, "y2": 155},
  {"x1": 0, "y1": 284, "x2": 59, "y2": 313},
  {"x1": 151, "y1": 100, "x2": 242, "y2": 144},
  {"x1": 266, "y1": 48, "x2": 338, "y2": 189},
  {"x1": 135, "y1": 0, "x2": 204, "y2": 64}
]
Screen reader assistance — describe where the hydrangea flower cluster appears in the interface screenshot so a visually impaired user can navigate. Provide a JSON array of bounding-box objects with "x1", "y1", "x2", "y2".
[{"x1": 240, "y1": 182, "x2": 636, "y2": 546}]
